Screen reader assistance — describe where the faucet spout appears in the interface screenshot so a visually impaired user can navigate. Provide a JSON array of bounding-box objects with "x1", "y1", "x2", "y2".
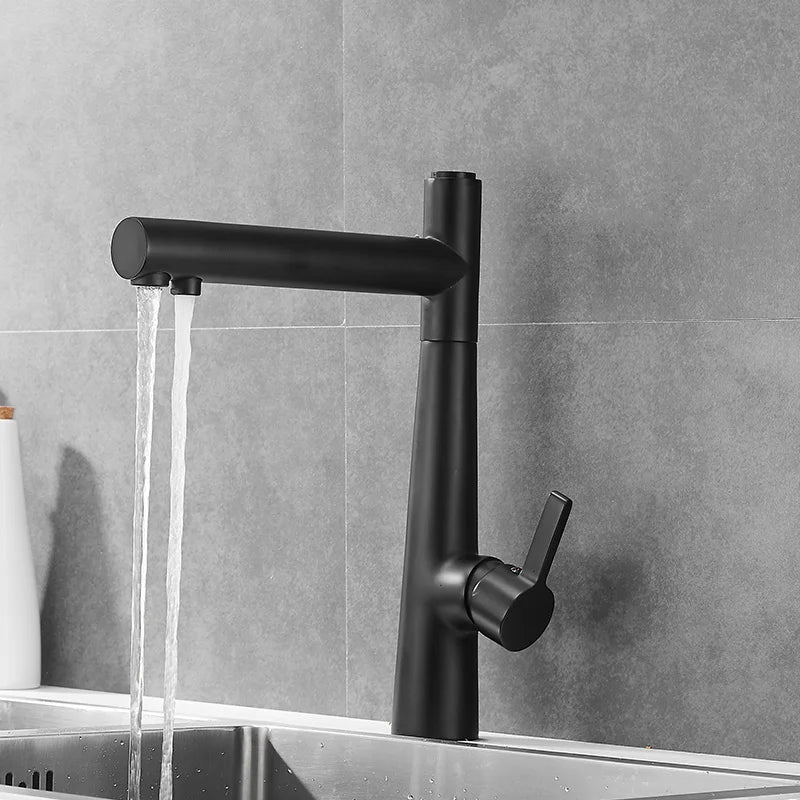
[
  {"x1": 112, "y1": 219, "x2": 466, "y2": 295},
  {"x1": 111, "y1": 196, "x2": 474, "y2": 342}
]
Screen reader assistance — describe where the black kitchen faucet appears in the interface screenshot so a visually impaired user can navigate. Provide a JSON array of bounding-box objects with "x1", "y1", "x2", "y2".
[{"x1": 111, "y1": 170, "x2": 572, "y2": 741}]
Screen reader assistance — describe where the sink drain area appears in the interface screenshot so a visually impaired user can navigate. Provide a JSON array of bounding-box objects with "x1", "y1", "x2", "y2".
[{"x1": 4, "y1": 768, "x2": 55, "y2": 790}]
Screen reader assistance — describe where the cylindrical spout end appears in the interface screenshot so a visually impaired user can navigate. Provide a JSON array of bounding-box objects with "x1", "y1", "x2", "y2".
[
  {"x1": 111, "y1": 217, "x2": 147, "y2": 279},
  {"x1": 113, "y1": 218, "x2": 172, "y2": 287}
]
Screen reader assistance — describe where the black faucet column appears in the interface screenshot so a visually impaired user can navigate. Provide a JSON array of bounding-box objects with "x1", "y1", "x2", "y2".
[{"x1": 392, "y1": 172, "x2": 482, "y2": 740}]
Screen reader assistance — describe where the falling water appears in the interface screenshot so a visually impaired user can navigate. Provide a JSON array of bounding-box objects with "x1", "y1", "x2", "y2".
[
  {"x1": 159, "y1": 294, "x2": 196, "y2": 800},
  {"x1": 128, "y1": 286, "x2": 163, "y2": 800}
]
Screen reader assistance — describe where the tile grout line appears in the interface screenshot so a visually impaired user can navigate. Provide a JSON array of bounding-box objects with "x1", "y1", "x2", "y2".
[
  {"x1": 479, "y1": 317, "x2": 800, "y2": 326},
  {"x1": 343, "y1": 326, "x2": 349, "y2": 719},
  {"x1": 341, "y1": 0, "x2": 349, "y2": 720},
  {"x1": 341, "y1": 0, "x2": 348, "y2": 330},
  {"x1": 7, "y1": 316, "x2": 800, "y2": 336}
]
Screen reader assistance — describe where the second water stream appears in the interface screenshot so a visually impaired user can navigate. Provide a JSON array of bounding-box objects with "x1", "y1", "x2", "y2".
[
  {"x1": 129, "y1": 290, "x2": 196, "y2": 800},
  {"x1": 159, "y1": 293, "x2": 195, "y2": 800}
]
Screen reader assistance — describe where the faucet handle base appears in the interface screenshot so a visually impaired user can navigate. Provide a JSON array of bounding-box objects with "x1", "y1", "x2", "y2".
[{"x1": 466, "y1": 559, "x2": 555, "y2": 651}]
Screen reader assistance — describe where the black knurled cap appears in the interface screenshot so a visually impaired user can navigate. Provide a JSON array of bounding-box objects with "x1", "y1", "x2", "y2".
[{"x1": 430, "y1": 171, "x2": 477, "y2": 179}]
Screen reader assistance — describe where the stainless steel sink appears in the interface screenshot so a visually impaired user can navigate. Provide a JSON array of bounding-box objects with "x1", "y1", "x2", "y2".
[{"x1": 1, "y1": 723, "x2": 800, "y2": 800}]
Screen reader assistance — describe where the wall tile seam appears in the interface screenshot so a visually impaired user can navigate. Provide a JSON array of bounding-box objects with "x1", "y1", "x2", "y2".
[
  {"x1": 341, "y1": 0, "x2": 349, "y2": 717},
  {"x1": 341, "y1": 0, "x2": 347, "y2": 329},
  {"x1": 6, "y1": 316, "x2": 800, "y2": 336},
  {"x1": 342, "y1": 327, "x2": 350, "y2": 717}
]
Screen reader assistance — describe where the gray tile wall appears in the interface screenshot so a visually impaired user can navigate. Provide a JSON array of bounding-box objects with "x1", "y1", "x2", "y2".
[{"x1": 2, "y1": 0, "x2": 799, "y2": 762}]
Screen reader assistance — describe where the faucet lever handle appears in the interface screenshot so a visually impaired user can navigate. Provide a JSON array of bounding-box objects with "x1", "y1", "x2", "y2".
[
  {"x1": 466, "y1": 490, "x2": 572, "y2": 652},
  {"x1": 521, "y1": 490, "x2": 572, "y2": 585}
]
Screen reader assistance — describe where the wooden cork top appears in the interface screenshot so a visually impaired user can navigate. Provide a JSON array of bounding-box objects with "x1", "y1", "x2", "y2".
[{"x1": 0, "y1": 407, "x2": 14, "y2": 420}]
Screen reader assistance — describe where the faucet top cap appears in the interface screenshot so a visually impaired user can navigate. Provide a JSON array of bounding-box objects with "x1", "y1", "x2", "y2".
[
  {"x1": 430, "y1": 171, "x2": 476, "y2": 179},
  {"x1": 0, "y1": 407, "x2": 14, "y2": 420}
]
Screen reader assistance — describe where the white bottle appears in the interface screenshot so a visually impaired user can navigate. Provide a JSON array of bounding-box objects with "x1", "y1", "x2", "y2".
[{"x1": 0, "y1": 407, "x2": 41, "y2": 688}]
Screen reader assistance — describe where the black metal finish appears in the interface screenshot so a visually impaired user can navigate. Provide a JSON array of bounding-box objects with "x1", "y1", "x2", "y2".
[
  {"x1": 110, "y1": 171, "x2": 572, "y2": 742},
  {"x1": 111, "y1": 217, "x2": 468, "y2": 335},
  {"x1": 393, "y1": 339, "x2": 479, "y2": 739},
  {"x1": 420, "y1": 171, "x2": 481, "y2": 342},
  {"x1": 466, "y1": 492, "x2": 572, "y2": 652}
]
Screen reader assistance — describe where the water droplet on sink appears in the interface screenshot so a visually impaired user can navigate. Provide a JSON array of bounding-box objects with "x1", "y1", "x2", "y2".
[
  {"x1": 408, "y1": 794, "x2": 414, "y2": 799},
  {"x1": 564, "y1": 788, "x2": 570, "y2": 793},
  {"x1": 287, "y1": 768, "x2": 293, "y2": 774},
  {"x1": 320, "y1": 742, "x2": 325, "y2": 748},
  {"x1": 430, "y1": 778, "x2": 435, "y2": 783}
]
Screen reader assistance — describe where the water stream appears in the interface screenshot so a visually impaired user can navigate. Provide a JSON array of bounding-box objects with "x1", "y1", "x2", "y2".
[
  {"x1": 158, "y1": 294, "x2": 196, "y2": 800},
  {"x1": 128, "y1": 286, "x2": 163, "y2": 800}
]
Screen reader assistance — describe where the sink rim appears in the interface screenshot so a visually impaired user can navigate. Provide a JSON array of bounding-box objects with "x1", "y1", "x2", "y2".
[
  {"x1": 2, "y1": 687, "x2": 800, "y2": 783},
  {"x1": 1, "y1": 721, "x2": 800, "y2": 800},
  {"x1": 5, "y1": 720, "x2": 800, "y2": 787},
  {"x1": 0, "y1": 697, "x2": 200, "y2": 737}
]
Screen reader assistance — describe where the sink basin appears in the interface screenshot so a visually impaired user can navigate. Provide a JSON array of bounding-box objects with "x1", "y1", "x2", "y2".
[{"x1": 1, "y1": 724, "x2": 800, "y2": 800}]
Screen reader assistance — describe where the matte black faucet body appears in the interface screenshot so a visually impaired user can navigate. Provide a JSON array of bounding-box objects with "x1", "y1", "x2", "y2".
[{"x1": 111, "y1": 171, "x2": 572, "y2": 741}]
